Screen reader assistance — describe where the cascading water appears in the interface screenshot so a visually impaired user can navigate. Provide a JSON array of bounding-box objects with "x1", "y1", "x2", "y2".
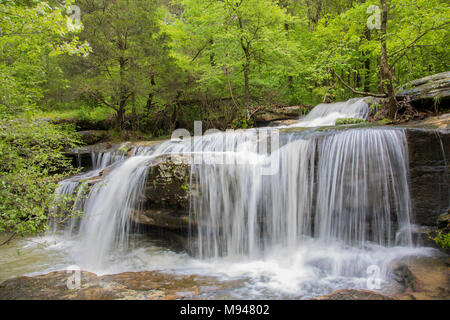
[
  {"x1": 289, "y1": 97, "x2": 370, "y2": 127},
  {"x1": 46, "y1": 97, "x2": 435, "y2": 298},
  {"x1": 189, "y1": 128, "x2": 413, "y2": 259},
  {"x1": 76, "y1": 156, "x2": 150, "y2": 267}
]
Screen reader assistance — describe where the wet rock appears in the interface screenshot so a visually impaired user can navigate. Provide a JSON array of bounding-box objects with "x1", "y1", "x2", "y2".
[
  {"x1": 390, "y1": 256, "x2": 450, "y2": 300},
  {"x1": 143, "y1": 154, "x2": 192, "y2": 213},
  {"x1": 130, "y1": 209, "x2": 190, "y2": 230},
  {"x1": 410, "y1": 225, "x2": 440, "y2": 248},
  {"x1": 438, "y1": 210, "x2": 450, "y2": 229},
  {"x1": 397, "y1": 71, "x2": 450, "y2": 110},
  {"x1": 316, "y1": 289, "x2": 395, "y2": 300},
  {"x1": 406, "y1": 129, "x2": 450, "y2": 226},
  {"x1": 392, "y1": 264, "x2": 417, "y2": 292},
  {"x1": 317, "y1": 256, "x2": 450, "y2": 300},
  {"x1": 130, "y1": 154, "x2": 200, "y2": 237},
  {"x1": 0, "y1": 270, "x2": 241, "y2": 300}
]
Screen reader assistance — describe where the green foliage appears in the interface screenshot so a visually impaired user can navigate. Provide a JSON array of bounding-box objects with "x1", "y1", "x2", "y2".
[
  {"x1": 167, "y1": 0, "x2": 300, "y2": 107},
  {"x1": 432, "y1": 228, "x2": 450, "y2": 249},
  {"x1": 0, "y1": 0, "x2": 88, "y2": 237},
  {"x1": 232, "y1": 111, "x2": 254, "y2": 130},
  {"x1": 181, "y1": 175, "x2": 190, "y2": 191},
  {"x1": 309, "y1": 0, "x2": 449, "y2": 101},
  {"x1": 0, "y1": 0, "x2": 90, "y2": 114},
  {"x1": 0, "y1": 118, "x2": 80, "y2": 236}
]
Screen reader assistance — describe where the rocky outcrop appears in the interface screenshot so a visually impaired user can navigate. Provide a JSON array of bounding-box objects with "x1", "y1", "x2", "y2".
[
  {"x1": 397, "y1": 71, "x2": 450, "y2": 110},
  {"x1": 0, "y1": 270, "x2": 242, "y2": 300},
  {"x1": 65, "y1": 140, "x2": 161, "y2": 171},
  {"x1": 77, "y1": 130, "x2": 108, "y2": 145},
  {"x1": 131, "y1": 155, "x2": 194, "y2": 231},
  {"x1": 252, "y1": 105, "x2": 313, "y2": 126},
  {"x1": 406, "y1": 113, "x2": 450, "y2": 130}
]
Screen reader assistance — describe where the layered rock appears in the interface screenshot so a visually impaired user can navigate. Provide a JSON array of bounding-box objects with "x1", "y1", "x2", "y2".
[
  {"x1": 252, "y1": 105, "x2": 313, "y2": 126},
  {"x1": 397, "y1": 71, "x2": 450, "y2": 110},
  {"x1": 407, "y1": 129, "x2": 450, "y2": 226},
  {"x1": 0, "y1": 270, "x2": 241, "y2": 300}
]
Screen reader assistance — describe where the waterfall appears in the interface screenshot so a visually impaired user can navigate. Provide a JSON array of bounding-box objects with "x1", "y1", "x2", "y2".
[
  {"x1": 76, "y1": 156, "x2": 150, "y2": 267},
  {"x1": 91, "y1": 151, "x2": 126, "y2": 170},
  {"x1": 190, "y1": 128, "x2": 413, "y2": 259},
  {"x1": 289, "y1": 98, "x2": 369, "y2": 127},
  {"x1": 53, "y1": 98, "x2": 415, "y2": 278}
]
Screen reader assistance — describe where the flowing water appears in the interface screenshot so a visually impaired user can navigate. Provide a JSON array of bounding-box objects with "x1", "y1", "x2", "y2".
[{"x1": 0, "y1": 98, "x2": 440, "y2": 299}]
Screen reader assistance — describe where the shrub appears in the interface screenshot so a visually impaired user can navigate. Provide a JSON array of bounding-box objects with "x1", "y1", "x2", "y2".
[{"x1": 0, "y1": 117, "x2": 80, "y2": 237}]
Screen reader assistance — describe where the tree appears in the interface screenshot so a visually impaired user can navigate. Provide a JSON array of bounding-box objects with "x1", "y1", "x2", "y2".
[
  {"x1": 309, "y1": 0, "x2": 449, "y2": 117},
  {"x1": 72, "y1": 0, "x2": 169, "y2": 129},
  {"x1": 168, "y1": 0, "x2": 297, "y2": 109},
  {"x1": 0, "y1": 0, "x2": 90, "y2": 114}
]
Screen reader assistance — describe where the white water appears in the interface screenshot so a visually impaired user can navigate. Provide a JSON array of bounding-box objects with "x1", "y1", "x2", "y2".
[
  {"x1": 12, "y1": 98, "x2": 439, "y2": 298},
  {"x1": 289, "y1": 98, "x2": 369, "y2": 127}
]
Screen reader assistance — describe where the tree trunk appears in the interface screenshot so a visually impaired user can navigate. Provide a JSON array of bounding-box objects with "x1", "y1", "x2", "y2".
[
  {"x1": 243, "y1": 48, "x2": 250, "y2": 109},
  {"x1": 146, "y1": 74, "x2": 156, "y2": 112},
  {"x1": 117, "y1": 56, "x2": 128, "y2": 129},
  {"x1": 131, "y1": 91, "x2": 137, "y2": 131},
  {"x1": 363, "y1": 27, "x2": 371, "y2": 93},
  {"x1": 380, "y1": 0, "x2": 398, "y2": 119},
  {"x1": 243, "y1": 62, "x2": 250, "y2": 108},
  {"x1": 116, "y1": 106, "x2": 125, "y2": 130}
]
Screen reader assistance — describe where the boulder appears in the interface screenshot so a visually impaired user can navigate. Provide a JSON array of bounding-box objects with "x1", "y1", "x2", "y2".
[
  {"x1": 142, "y1": 155, "x2": 192, "y2": 212},
  {"x1": 252, "y1": 105, "x2": 313, "y2": 126},
  {"x1": 397, "y1": 71, "x2": 450, "y2": 110}
]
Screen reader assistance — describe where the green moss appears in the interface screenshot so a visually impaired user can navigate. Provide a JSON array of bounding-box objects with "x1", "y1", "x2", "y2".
[
  {"x1": 335, "y1": 118, "x2": 368, "y2": 125},
  {"x1": 181, "y1": 175, "x2": 190, "y2": 191}
]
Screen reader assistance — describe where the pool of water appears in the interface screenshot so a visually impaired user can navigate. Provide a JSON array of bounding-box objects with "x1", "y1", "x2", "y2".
[{"x1": 0, "y1": 233, "x2": 439, "y2": 299}]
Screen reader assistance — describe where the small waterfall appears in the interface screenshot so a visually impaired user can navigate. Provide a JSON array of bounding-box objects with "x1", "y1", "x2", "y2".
[
  {"x1": 91, "y1": 151, "x2": 126, "y2": 170},
  {"x1": 76, "y1": 156, "x2": 150, "y2": 267},
  {"x1": 51, "y1": 149, "x2": 129, "y2": 233},
  {"x1": 52, "y1": 98, "x2": 416, "y2": 285},
  {"x1": 289, "y1": 98, "x2": 369, "y2": 127}
]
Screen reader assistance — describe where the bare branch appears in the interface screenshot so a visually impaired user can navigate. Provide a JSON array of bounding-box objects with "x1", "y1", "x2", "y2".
[{"x1": 331, "y1": 69, "x2": 387, "y2": 98}]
